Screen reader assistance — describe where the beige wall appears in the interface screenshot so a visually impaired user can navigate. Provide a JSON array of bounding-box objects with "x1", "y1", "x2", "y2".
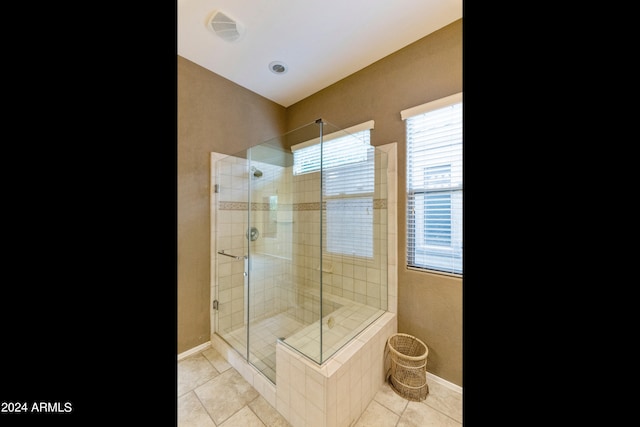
[
  {"x1": 177, "y1": 56, "x2": 286, "y2": 353},
  {"x1": 177, "y1": 18, "x2": 462, "y2": 386}
]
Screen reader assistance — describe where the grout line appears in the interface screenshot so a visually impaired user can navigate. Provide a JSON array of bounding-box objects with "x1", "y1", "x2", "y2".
[
  {"x1": 192, "y1": 388, "x2": 218, "y2": 426},
  {"x1": 246, "y1": 395, "x2": 270, "y2": 427}
]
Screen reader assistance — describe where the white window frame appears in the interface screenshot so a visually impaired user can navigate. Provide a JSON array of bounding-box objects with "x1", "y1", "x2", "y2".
[{"x1": 402, "y1": 93, "x2": 462, "y2": 276}]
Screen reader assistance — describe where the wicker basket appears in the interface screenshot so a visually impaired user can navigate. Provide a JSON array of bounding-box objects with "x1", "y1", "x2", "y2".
[{"x1": 386, "y1": 333, "x2": 429, "y2": 401}]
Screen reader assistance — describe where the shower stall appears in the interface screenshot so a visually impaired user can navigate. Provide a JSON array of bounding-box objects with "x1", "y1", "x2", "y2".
[{"x1": 210, "y1": 119, "x2": 393, "y2": 387}]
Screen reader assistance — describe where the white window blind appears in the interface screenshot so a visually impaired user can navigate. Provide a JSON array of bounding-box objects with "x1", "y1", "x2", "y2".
[
  {"x1": 291, "y1": 121, "x2": 373, "y2": 176},
  {"x1": 403, "y1": 94, "x2": 462, "y2": 274},
  {"x1": 324, "y1": 146, "x2": 375, "y2": 258},
  {"x1": 291, "y1": 123, "x2": 375, "y2": 258}
]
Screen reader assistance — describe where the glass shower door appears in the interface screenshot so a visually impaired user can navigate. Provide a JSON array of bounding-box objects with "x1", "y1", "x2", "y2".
[
  {"x1": 245, "y1": 143, "x2": 296, "y2": 383},
  {"x1": 213, "y1": 152, "x2": 250, "y2": 360}
]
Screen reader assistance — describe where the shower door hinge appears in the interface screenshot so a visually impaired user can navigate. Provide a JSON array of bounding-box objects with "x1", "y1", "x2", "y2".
[
  {"x1": 212, "y1": 300, "x2": 219, "y2": 310},
  {"x1": 214, "y1": 184, "x2": 219, "y2": 193}
]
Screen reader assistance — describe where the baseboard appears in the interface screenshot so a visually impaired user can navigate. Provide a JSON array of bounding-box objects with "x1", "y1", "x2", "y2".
[
  {"x1": 177, "y1": 341, "x2": 211, "y2": 361},
  {"x1": 426, "y1": 371, "x2": 463, "y2": 394}
]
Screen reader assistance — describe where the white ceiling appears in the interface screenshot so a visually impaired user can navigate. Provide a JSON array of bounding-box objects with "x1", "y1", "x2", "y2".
[{"x1": 178, "y1": 0, "x2": 462, "y2": 108}]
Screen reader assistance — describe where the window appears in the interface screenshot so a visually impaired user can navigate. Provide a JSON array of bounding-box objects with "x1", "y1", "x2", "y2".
[
  {"x1": 324, "y1": 149, "x2": 374, "y2": 258},
  {"x1": 402, "y1": 93, "x2": 462, "y2": 275},
  {"x1": 291, "y1": 121, "x2": 375, "y2": 258},
  {"x1": 292, "y1": 129, "x2": 369, "y2": 176}
]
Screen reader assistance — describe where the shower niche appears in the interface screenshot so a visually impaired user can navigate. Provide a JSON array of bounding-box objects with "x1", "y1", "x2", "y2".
[{"x1": 210, "y1": 119, "x2": 398, "y2": 427}]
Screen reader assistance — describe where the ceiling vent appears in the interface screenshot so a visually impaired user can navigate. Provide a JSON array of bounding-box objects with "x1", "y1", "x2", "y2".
[{"x1": 207, "y1": 10, "x2": 244, "y2": 42}]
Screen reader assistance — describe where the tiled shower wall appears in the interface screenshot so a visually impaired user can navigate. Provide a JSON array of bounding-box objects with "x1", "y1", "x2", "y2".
[
  {"x1": 290, "y1": 149, "x2": 388, "y2": 315},
  {"x1": 215, "y1": 157, "x2": 296, "y2": 334},
  {"x1": 214, "y1": 149, "x2": 389, "y2": 332}
]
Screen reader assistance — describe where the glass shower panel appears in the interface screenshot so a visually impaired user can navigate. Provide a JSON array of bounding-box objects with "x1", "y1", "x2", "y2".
[
  {"x1": 245, "y1": 122, "x2": 326, "y2": 374},
  {"x1": 317, "y1": 122, "x2": 388, "y2": 363},
  {"x1": 245, "y1": 139, "x2": 299, "y2": 381},
  {"x1": 214, "y1": 151, "x2": 250, "y2": 361},
  {"x1": 271, "y1": 121, "x2": 325, "y2": 364}
]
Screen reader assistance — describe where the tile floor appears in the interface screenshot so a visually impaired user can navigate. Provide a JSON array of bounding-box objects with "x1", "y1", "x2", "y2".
[{"x1": 178, "y1": 345, "x2": 462, "y2": 426}]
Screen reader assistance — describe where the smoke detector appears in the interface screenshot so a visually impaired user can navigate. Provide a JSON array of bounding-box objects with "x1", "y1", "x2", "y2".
[{"x1": 206, "y1": 10, "x2": 244, "y2": 42}]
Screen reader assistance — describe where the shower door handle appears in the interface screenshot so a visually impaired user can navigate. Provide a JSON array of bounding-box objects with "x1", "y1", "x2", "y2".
[{"x1": 217, "y1": 250, "x2": 247, "y2": 260}]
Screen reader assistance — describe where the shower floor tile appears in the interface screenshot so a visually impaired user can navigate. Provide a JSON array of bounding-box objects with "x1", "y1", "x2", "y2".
[{"x1": 223, "y1": 312, "x2": 306, "y2": 383}]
